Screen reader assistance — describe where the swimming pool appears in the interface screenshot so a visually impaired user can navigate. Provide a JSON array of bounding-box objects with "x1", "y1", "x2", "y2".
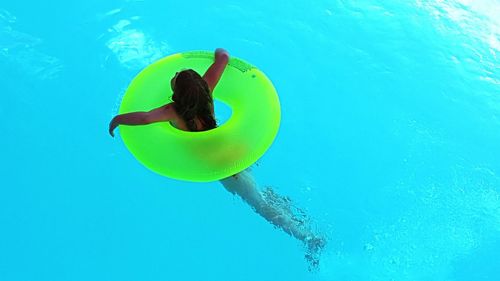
[{"x1": 1, "y1": 0, "x2": 499, "y2": 280}]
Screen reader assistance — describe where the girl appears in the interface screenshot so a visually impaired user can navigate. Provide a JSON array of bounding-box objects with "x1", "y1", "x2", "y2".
[{"x1": 109, "y1": 48, "x2": 326, "y2": 267}]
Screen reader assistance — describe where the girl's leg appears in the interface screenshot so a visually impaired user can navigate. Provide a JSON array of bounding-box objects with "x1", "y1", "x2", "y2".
[{"x1": 219, "y1": 170, "x2": 325, "y2": 249}]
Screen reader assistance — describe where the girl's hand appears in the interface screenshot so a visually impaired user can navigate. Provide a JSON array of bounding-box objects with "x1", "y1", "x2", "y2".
[
  {"x1": 109, "y1": 118, "x2": 118, "y2": 137},
  {"x1": 215, "y1": 48, "x2": 229, "y2": 61}
]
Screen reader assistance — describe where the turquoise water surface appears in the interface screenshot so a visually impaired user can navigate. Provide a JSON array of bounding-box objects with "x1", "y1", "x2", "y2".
[{"x1": 1, "y1": 0, "x2": 499, "y2": 280}]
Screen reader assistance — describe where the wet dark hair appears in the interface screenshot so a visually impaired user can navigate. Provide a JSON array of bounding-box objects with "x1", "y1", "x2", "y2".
[{"x1": 171, "y1": 69, "x2": 217, "y2": 131}]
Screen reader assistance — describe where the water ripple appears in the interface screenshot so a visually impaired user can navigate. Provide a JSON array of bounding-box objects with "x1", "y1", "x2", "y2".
[
  {"x1": 99, "y1": 9, "x2": 172, "y2": 70},
  {"x1": 0, "y1": 9, "x2": 63, "y2": 80}
]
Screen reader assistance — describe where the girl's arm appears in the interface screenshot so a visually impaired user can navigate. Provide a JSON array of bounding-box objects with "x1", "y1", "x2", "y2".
[
  {"x1": 109, "y1": 103, "x2": 175, "y2": 137},
  {"x1": 202, "y1": 48, "x2": 230, "y2": 94}
]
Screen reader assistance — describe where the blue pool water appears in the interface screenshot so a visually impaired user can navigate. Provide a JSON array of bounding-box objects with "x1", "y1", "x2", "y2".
[{"x1": 1, "y1": 0, "x2": 499, "y2": 280}]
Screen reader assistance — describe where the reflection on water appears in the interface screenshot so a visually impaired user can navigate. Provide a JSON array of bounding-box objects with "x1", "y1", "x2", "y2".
[{"x1": 0, "y1": 9, "x2": 63, "y2": 80}]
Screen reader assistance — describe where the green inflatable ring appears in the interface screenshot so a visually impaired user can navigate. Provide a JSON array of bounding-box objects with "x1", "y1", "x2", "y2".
[{"x1": 119, "y1": 51, "x2": 281, "y2": 182}]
